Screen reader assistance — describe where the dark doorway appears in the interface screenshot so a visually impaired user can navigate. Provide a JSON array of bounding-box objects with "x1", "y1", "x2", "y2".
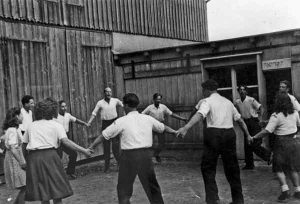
[{"x1": 264, "y1": 69, "x2": 292, "y2": 117}]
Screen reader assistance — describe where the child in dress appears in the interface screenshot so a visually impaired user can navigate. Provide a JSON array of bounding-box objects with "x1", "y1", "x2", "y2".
[
  {"x1": 23, "y1": 98, "x2": 92, "y2": 204},
  {"x1": 3, "y1": 107, "x2": 26, "y2": 204},
  {"x1": 252, "y1": 92, "x2": 300, "y2": 202}
]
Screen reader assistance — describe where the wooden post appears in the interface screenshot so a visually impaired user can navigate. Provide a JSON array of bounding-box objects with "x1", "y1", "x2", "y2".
[
  {"x1": 231, "y1": 68, "x2": 238, "y2": 101},
  {"x1": 256, "y1": 54, "x2": 267, "y2": 119},
  {"x1": 200, "y1": 60, "x2": 208, "y2": 82}
]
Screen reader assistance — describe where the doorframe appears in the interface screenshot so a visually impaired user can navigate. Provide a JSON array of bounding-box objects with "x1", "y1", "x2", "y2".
[{"x1": 200, "y1": 51, "x2": 267, "y2": 118}]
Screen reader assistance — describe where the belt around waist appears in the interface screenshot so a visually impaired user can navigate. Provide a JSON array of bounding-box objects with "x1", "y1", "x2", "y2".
[
  {"x1": 122, "y1": 147, "x2": 151, "y2": 152},
  {"x1": 28, "y1": 147, "x2": 56, "y2": 152},
  {"x1": 275, "y1": 132, "x2": 297, "y2": 138}
]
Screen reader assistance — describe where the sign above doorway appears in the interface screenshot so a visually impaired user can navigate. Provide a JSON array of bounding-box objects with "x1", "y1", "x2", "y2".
[{"x1": 262, "y1": 58, "x2": 291, "y2": 71}]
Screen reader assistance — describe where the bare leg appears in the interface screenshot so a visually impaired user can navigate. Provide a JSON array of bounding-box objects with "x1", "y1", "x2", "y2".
[
  {"x1": 277, "y1": 172, "x2": 288, "y2": 186},
  {"x1": 290, "y1": 171, "x2": 300, "y2": 187},
  {"x1": 53, "y1": 198, "x2": 63, "y2": 204}
]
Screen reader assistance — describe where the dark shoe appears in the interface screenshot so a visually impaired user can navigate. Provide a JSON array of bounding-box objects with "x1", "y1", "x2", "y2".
[
  {"x1": 242, "y1": 165, "x2": 254, "y2": 170},
  {"x1": 293, "y1": 191, "x2": 300, "y2": 199},
  {"x1": 155, "y1": 156, "x2": 162, "y2": 163},
  {"x1": 277, "y1": 191, "x2": 290, "y2": 202},
  {"x1": 67, "y1": 174, "x2": 77, "y2": 180}
]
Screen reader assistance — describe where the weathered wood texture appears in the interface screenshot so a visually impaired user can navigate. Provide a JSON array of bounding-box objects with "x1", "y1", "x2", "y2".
[
  {"x1": 0, "y1": 0, "x2": 208, "y2": 41},
  {"x1": 122, "y1": 59, "x2": 204, "y2": 146},
  {"x1": 0, "y1": 21, "x2": 113, "y2": 160}
]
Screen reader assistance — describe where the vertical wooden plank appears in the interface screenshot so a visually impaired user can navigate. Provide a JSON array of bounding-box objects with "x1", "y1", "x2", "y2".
[
  {"x1": 142, "y1": 0, "x2": 148, "y2": 35},
  {"x1": 0, "y1": 23, "x2": 6, "y2": 124},
  {"x1": 199, "y1": 0, "x2": 206, "y2": 41},
  {"x1": 0, "y1": 0, "x2": 4, "y2": 16},
  {"x1": 32, "y1": 0, "x2": 39, "y2": 21},
  {"x1": 92, "y1": 0, "x2": 99, "y2": 29},
  {"x1": 97, "y1": 0, "x2": 104, "y2": 29},
  {"x1": 106, "y1": 0, "x2": 113, "y2": 30},
  {"x1": 88, "y1": 0, "x2": 94, "y2": 28},
  {"x1": 127, "y1": 0, "x2": 133, "y2": 33},
  {"x1": 134, "y1": 0, "x2": 141, "y2": 34},
  {"x1": 101, "y1": 0, "x2": 108, "y2": 30},
  {"x1": 194, "y1": 0, "x2": 200, "y2": 40},
  {"x1": 111, "y1": 0, "x2": 117, "y2": 31},
  {"x1": 11, "y1": 0, "x2": 18, "y2": 19},
  {"x1": 115, "y1": 0, "x2": 121, "y2": 31},
  {"x1": 165, "y1": 0, "x2": 170, "y2": 37},
  {"x1": 131, "y1": 0, "x2": 137, "y2": 33},
  {"x1": 3, "y1": 0, "x2": 11, "y2": 18},
  {"x1": 119, "y1": 0, "x2": 125, "y2": 32},
  {"x1": 124, "y1": 0, "x2": 130, "y2": 32}
]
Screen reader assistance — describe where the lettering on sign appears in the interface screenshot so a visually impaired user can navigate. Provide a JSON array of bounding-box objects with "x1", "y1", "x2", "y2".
[{"x1": 262, "y1": 58, "x2": 291, "y2": 71}]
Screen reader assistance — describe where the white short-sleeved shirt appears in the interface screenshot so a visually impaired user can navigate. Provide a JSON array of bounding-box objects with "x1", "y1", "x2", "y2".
[
  {"x1": 92, "y1": 98, "x2": 123, "y2": 120},
  {"x1": 198, "y1": 93, "x2": 241, "y2": 128},
  {"x1": 102, "y1": 111, "x2": 165, "y2": 150},
  {"x1": 288, "y1": 94, "x2": 300, "y2": 112},
  {"x1": 23, "y1": 120, "x2": 68, "y2": 150},
  {"x1": 235, "y1": 96, "x2": 261, "y2": 119},
  {"x1": 54, "y1": 113, "x2": 77, "y2": 133},
  {"x1": 195, "y1": 99, "x2": 204, "y2": 110},
  {"x1": 265, "y1": 111, "x2": 300, "y2": 135},
  {"x1": 4, "y1": 127, "x2": 23, "y2": 149},
  {"x1": 142, "y1": 104, "x2": 173, "y2": 122},
  {"x1": 19, "y1": 108, "x2": 33, "y2": 132}
]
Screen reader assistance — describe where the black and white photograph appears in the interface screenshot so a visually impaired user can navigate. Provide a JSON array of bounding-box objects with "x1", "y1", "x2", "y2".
[{"x1": 0, "y1": 0, "x2": 300, "y2": 203}]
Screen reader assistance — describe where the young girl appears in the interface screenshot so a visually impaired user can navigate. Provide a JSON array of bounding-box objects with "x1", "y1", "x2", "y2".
[
  {"x1": 3, "y1": 107, "x2": 26, "y2": 204},
  {"x1": 252, "y1": 92, "x2": 300, "y2": 202},
  {"x1": 23, "y1": 98, "x2": 92, "y2": 204}
]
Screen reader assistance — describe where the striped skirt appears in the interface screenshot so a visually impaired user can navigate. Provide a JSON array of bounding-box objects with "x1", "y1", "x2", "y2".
[{"x1": 25, "y1": 148, "x2": 73, "y2": 201}]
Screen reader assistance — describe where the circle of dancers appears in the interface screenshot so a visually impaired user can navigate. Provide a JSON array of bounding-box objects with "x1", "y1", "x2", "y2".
[{"x1": 1, "y1": 79, "x2": 300, "y2": 204}]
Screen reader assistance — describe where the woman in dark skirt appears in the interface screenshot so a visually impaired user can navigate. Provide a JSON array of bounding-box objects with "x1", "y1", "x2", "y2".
[
  {"x1": 252, "y1": 92, "x2": 300, "y2": 202},
  {"x1": 23, "y1": 98, "x2": 92, "y2": 204}
]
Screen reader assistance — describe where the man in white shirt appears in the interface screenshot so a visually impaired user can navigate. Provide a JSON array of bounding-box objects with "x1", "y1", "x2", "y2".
[
  {"x1": 177, "y1": 79, "x2": 251, "y2": 204},
  {"x1": 142, "y1": 93, "x2": 187, "y2": 162},
  {"x1": 235, "y1": 85, "x2": 271, "y2": 170},
  {"x1": 19, "y1": 95, "x2": 34, "y2": 135},
  {"x1": 54, "y1": 100, "x2": 88, "y2": 179},
  {"x1": 279, "y1": 80, "x2": 300, "y2": 111},
  {"x1": 87, "y1": 87, "x2": 124, "y2": 172},
  {"x1": 89, "y1": 93, "x2": 177, "y2": 204}
]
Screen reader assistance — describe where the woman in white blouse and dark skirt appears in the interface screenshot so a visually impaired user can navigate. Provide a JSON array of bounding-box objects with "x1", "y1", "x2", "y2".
[
  {"x1": 23, "y1": 98, "x2": 92, "y2": 204},
  {"x1": 252, "y1": 92, "x2": 300, "y2": 203}
]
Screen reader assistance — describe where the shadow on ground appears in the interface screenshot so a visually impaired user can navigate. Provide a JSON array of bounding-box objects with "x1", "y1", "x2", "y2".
[{"x1": 0, "y1": 149, "x2": 299, "y2": 204}]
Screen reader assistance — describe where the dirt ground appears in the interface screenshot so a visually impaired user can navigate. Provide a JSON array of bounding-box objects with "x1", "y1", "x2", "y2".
[{"x1": 1, "y1": 150, "x2": 300, "y2": 204}]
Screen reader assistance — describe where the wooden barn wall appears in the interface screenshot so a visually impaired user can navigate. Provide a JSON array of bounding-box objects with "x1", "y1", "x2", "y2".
[
  {"x1": 122, "y1": 58, "x2": 204, "y2": 146},
  {"x1": 0, "y1": 20, "x2": 113, "y2": 160},
  {"x1": 0, "y1": 0, "x2": 208, "y2": 42}
]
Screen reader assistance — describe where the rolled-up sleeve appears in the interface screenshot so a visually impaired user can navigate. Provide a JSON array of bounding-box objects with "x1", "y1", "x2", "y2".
[
  {"x1": 102, "y1": 120, "x2": 122, "y2": 140},
  {"x1": 151, "y1": 118, "x2": 165, "y2": 133},
  {"x1": 197, "y1": 100, "x2": 210, "y2": 118},
  {"x1": 92, "y1": 102, "x2": 101, "y2": 116},
  {"x1": 117, "y1": 99, "x2": 124, "y2": 107},
  {"x1": 141, "y1": 106, "x2": 149, "y2": 115},
  {"x1": 252, "y1": 99, "x2": 261, "y2": 110},
  {"x1": 233, "y1": 106, "x2": 241, "y2": 121},
  {"x1": 265, "y1": 114, "x2": 278, "y2": 133},
  {"x1": 164, "y1": 105, "x2": 173, "y2": 116}
]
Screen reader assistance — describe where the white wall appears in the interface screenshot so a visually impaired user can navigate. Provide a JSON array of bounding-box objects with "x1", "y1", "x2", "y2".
[{"x1": 112, "y1": 33, "x2": 198, "y2": 54}]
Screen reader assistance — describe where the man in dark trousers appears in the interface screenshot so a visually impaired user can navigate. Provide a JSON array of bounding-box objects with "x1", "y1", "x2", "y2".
[
  {"x1": 87, "y1": 87, "x2": 123, "y2": 172},
  {"x1": 89, "y1": 93, "x2": 177, "y2": 204},
  {"x1": 235, "y1": 85, "x2": 271, "y2": 169},
  {"x1": 54, "y1": 100, "x2": 88, "y2": 179},
  {"x1": 142, "y1": 93, "x2": 187, "y2": 162},
  {"x1": 177, "y1": 79, "x2": 251, "y2": 204}
]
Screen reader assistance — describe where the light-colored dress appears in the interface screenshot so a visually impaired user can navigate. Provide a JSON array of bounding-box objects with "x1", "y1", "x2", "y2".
[{"x1": 4, "y1": 127, "x2": 26, "y2": 189}]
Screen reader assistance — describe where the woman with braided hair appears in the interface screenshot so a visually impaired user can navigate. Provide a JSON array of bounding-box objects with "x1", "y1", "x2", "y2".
[{"x1": 23, "y1": 98, "x2": 92, "y2": 204}]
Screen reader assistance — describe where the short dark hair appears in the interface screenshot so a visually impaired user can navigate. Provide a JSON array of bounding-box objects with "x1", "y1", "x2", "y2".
[
  {"x1": 3, "y1": 107, "x2": 21, "y2": 130},
  {"x1": 153, "y1": 93, "x2": 162, "y2": 100},
  {"x1": 274, "y1": 92, "x2": 294, "y2": 117},
  {"x1": 280, "y1": 80, "x2": 291, "y2": 89},
  {"x1": 238, "y1": 85, "x2": 248, "y2": 92},
  {"x1": 21, "y1": 95, "x2": 34, "y2": 106},
  {"x1": 123, "y1": 93, "x2": 140, "y2": 108},
  {"x1": 58, "y1": 100, "x2": 66, "y2": 106},
  {"x1": 35, "y1": 98, "x2": 58, "y2": 120},
  {"x1": 201, "y1": 79, "x2": 219, "y2": 91}
]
